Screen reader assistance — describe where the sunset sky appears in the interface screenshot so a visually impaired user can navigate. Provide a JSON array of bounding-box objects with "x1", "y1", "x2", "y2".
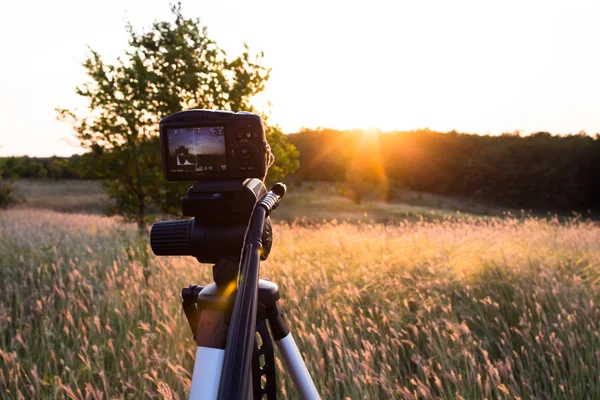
[{"x1": 1, "y1": 0, "x2": 600, "y2": 156}]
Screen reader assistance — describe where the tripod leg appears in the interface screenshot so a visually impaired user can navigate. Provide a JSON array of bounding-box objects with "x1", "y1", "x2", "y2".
[
  {"x1": 188, "y1": 284, "x2": 230, "y2": 400},
  {"x1": 267, "y1": 304, "x2": 319, "y2": 400},
  {"x1": 190, "y1": 346, "x2": 224, "y2": 399},
  {"x1": 275, "y1": 333, "x2": 320, "y2": 400}
]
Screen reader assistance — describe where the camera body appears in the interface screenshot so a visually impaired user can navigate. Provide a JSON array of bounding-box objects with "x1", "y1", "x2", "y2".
[
  {"x1": 152, "y1": 110, "x2": 273, "y2": 263},
  {"x1": 159, "y1": 109, "x2": 268, "y2": 181}
]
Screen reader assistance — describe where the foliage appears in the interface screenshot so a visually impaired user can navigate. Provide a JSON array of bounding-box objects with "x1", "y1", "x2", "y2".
[
  {"x1": 2, "y1": 209, "x2": 600, "y2": 398},
  {"x1": 0, "y1": 154, "x2": 104, "y2": 180},
  {"x1": 1, "y1": 157, "x2": 47, "y2": 179},
  {"x1": 0, "y1": 152, "x2": 14, "y2": 206},
  {"x1": 57, "y1": 3, "x2": 298, "y2": 230},
  {"x1": 289, "y1": 128, "x2": 600, "y2": 211},
  {"x1": 263, "y1": 123, "x2": 300, "y2": 184},
  {"x1": 0, "y1": 174, "x2": 14, "y2": 207}
]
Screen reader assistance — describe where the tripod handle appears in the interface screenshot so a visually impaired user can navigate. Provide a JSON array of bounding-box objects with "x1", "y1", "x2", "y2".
[
  {"x1": 217, "y1": 183, "x2": 286, "y2": 400},
  {"x1": 258, "y1": 183, "x2": 286, "y2": 216}
]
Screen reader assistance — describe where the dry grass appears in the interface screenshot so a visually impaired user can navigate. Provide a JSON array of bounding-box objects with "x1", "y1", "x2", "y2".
[
  {"x1": 1, "y1": 208, "x2": 599, "y2": 399},
  {"x1": 10, "y1": 179, "x2": 506, "y2": 223},
  {"x1": 11, "y1": 180, "x2": 110, "y2": 214}
]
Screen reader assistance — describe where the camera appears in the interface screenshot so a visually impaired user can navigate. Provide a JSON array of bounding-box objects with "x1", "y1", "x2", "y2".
[
  {"x1": 159, "y1": 109, "x2": 268, "y2": 181},
  {"x1": 151, "y1": 109, "x2": 274, "y2": 264}
]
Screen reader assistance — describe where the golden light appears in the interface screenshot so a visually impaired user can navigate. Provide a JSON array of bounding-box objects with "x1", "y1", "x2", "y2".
[{"x1": 350, "y1": 130, "x2": 390, "y2": 199}]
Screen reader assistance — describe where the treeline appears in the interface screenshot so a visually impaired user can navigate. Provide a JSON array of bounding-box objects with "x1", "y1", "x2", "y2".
[
  {"x1": 4, "y1": 129, "x2": 600, "y2": 211},
  {"x1": 0, "y1": 154, "x2": 100, "y2": 180},
  {"x1": 288, "y1": 129, "x2": 600, "y2": 211}
]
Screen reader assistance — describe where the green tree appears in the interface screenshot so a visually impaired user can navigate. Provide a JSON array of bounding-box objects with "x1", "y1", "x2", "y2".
[
  {"x1": 263, "y1": 123, "x2": 299, "y2": 184},
  {"x1": 24, "y1": 161, "x2": 47, "y2": 179},
  {"x1": 47, "y1": 157, "x2": 68, "y2": 179},
  {"x1": 58, "y1": 3, "x2": 298, "y2": 232},
  {"x1": 0, "y1": 152, "x2": 15, "y2": 207},
  {"x1": 0, "y1": 172, "x2": 14, "y2": 207},
  {"x1": 0, "y1": 157, "x2": 25, "y2": 178}
]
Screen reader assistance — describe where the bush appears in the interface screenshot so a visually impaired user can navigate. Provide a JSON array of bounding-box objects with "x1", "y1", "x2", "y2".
[{"x1": 0, "y1": 175, "x2": 14, "y2": 207}]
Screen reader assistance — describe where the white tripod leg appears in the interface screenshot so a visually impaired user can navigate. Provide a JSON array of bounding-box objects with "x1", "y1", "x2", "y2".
[
  {"x1": 275, "y1": 333, "x2": 320, "y2": 400},
  {"x1": 189, "y1": 346, "x2": 225, "y2": 400}
]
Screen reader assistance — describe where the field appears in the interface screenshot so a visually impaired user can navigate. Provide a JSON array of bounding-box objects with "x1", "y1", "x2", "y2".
[
  {"x1": 2, "y1": 181, "x2": 600, "y2": 399},
  {"x1": 11, "y1": 179, "x2": 506, "y2": 223},
  {"x1": 11, "y1": 180, "x2": 109, "y2": 214}
]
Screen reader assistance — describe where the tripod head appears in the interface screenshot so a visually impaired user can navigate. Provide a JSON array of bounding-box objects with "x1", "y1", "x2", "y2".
[
  {"x1": 151, "y1": 182, "x2": 318, "y2": 400},
  {"x1": 150, "y1": 178, "x2": 273, "y2": 264}
]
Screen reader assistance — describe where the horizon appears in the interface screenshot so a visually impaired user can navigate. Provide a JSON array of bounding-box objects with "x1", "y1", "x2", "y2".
[
  {"x1": 2, "y1": 126, "x2": 597, "y2": 159},
  {"x1": 2, "y1": 0, "x2": 600, "y2": 157}
]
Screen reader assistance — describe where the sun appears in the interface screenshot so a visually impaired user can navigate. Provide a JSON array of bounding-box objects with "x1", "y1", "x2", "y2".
[
  {"x1": 352, "y1": 129, "x2": 390, "y2": 196},
  {"x1": 362, "y1": 128, "x2": 382, "y2": 137}
]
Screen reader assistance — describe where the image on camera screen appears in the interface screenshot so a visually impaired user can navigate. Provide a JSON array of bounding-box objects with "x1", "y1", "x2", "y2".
[{"x1": 166, "y1": 126, "x2": 227, "y2": 173}]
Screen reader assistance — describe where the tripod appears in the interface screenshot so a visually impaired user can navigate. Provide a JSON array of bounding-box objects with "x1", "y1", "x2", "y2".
[
  {"x1": 151, "y1": 181, "x2": 319, "y2": 399},
  {"x1": 182, "y1": 261, "x2": 318, "y2": 399}
]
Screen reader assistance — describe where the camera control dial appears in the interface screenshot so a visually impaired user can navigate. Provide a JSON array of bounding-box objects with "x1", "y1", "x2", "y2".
[{"x1": 236, "y1": 143, "x2": 255, "y2": 160}]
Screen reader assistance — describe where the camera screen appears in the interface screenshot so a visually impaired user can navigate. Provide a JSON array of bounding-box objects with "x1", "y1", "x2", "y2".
[{"x1": 166, "y1": 126, "x2": 227, "y2": 173}]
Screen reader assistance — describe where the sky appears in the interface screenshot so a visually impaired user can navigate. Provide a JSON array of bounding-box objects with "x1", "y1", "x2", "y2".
[
  {"x1": 1, "y1": 0, "x2": 600, "y2": 156},
  {"x1": 168, "y1": 128, "x2": 225, "y2": 155}
]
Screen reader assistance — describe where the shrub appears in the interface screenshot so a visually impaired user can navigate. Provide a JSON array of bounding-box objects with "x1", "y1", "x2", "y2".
[{"x1": 0, "y1": 175, "x2": 14, "y2": 207}]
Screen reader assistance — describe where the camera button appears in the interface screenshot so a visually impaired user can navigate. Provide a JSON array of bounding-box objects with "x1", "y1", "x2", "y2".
[{"x1": 236, "y1": 143, "x2": 254, "y2": 159}]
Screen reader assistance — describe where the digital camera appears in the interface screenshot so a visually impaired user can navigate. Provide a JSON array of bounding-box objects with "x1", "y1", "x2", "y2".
[{"x1": 159, "y1": 109, "x2": 268, "y2": 181}]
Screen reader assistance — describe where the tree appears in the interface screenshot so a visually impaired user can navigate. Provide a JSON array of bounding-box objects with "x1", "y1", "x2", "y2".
[
  {"x1": 47, "y1": 157, "x2": 69, "y2": 179},
  {"x1": 174, "y1": 145, "x2": 190, "y2": 156},
  {"x1": 58, "y1": 3, "x2": 298, "y2": 232},
  {"x1": 263, "y1": 123, "x2": 299, "y2": 184},
  {"x1": 0, "y1": 150, "x2": 14, "y2": 207},
  {"x1": 24, "y1": 161, "x2": 47, "y2": 179},
  {"x1": 0, "y1": 173, "x2": 13, "y2": 207}
]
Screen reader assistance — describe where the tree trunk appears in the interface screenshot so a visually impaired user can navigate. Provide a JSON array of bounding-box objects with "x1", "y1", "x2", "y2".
[
  {"x1": 136, "y1": 217, "x2": 145, "y2": 235},
  {"x1": 127, "y1": 129, "x2": 146, "y2": 235}
]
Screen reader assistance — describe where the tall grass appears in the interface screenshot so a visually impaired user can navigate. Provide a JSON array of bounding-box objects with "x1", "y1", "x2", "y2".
[
  {"x1": 11, "y1": 180, "x2": 110, "y2": 214},
  {"x1": 1, "y1": 209, "x2": 599, "y2": 399}
]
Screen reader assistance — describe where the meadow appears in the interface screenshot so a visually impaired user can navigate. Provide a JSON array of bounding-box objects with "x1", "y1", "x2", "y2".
[
  {"x1": 11, "y1": 179, "x2": 506, "y2": 223},
  {"x1": 1, "y1": 182, "x2": 600, "y2": 399},
  {"x1": 11, "y1": 180, "x2": 109, "y2": 215}
]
